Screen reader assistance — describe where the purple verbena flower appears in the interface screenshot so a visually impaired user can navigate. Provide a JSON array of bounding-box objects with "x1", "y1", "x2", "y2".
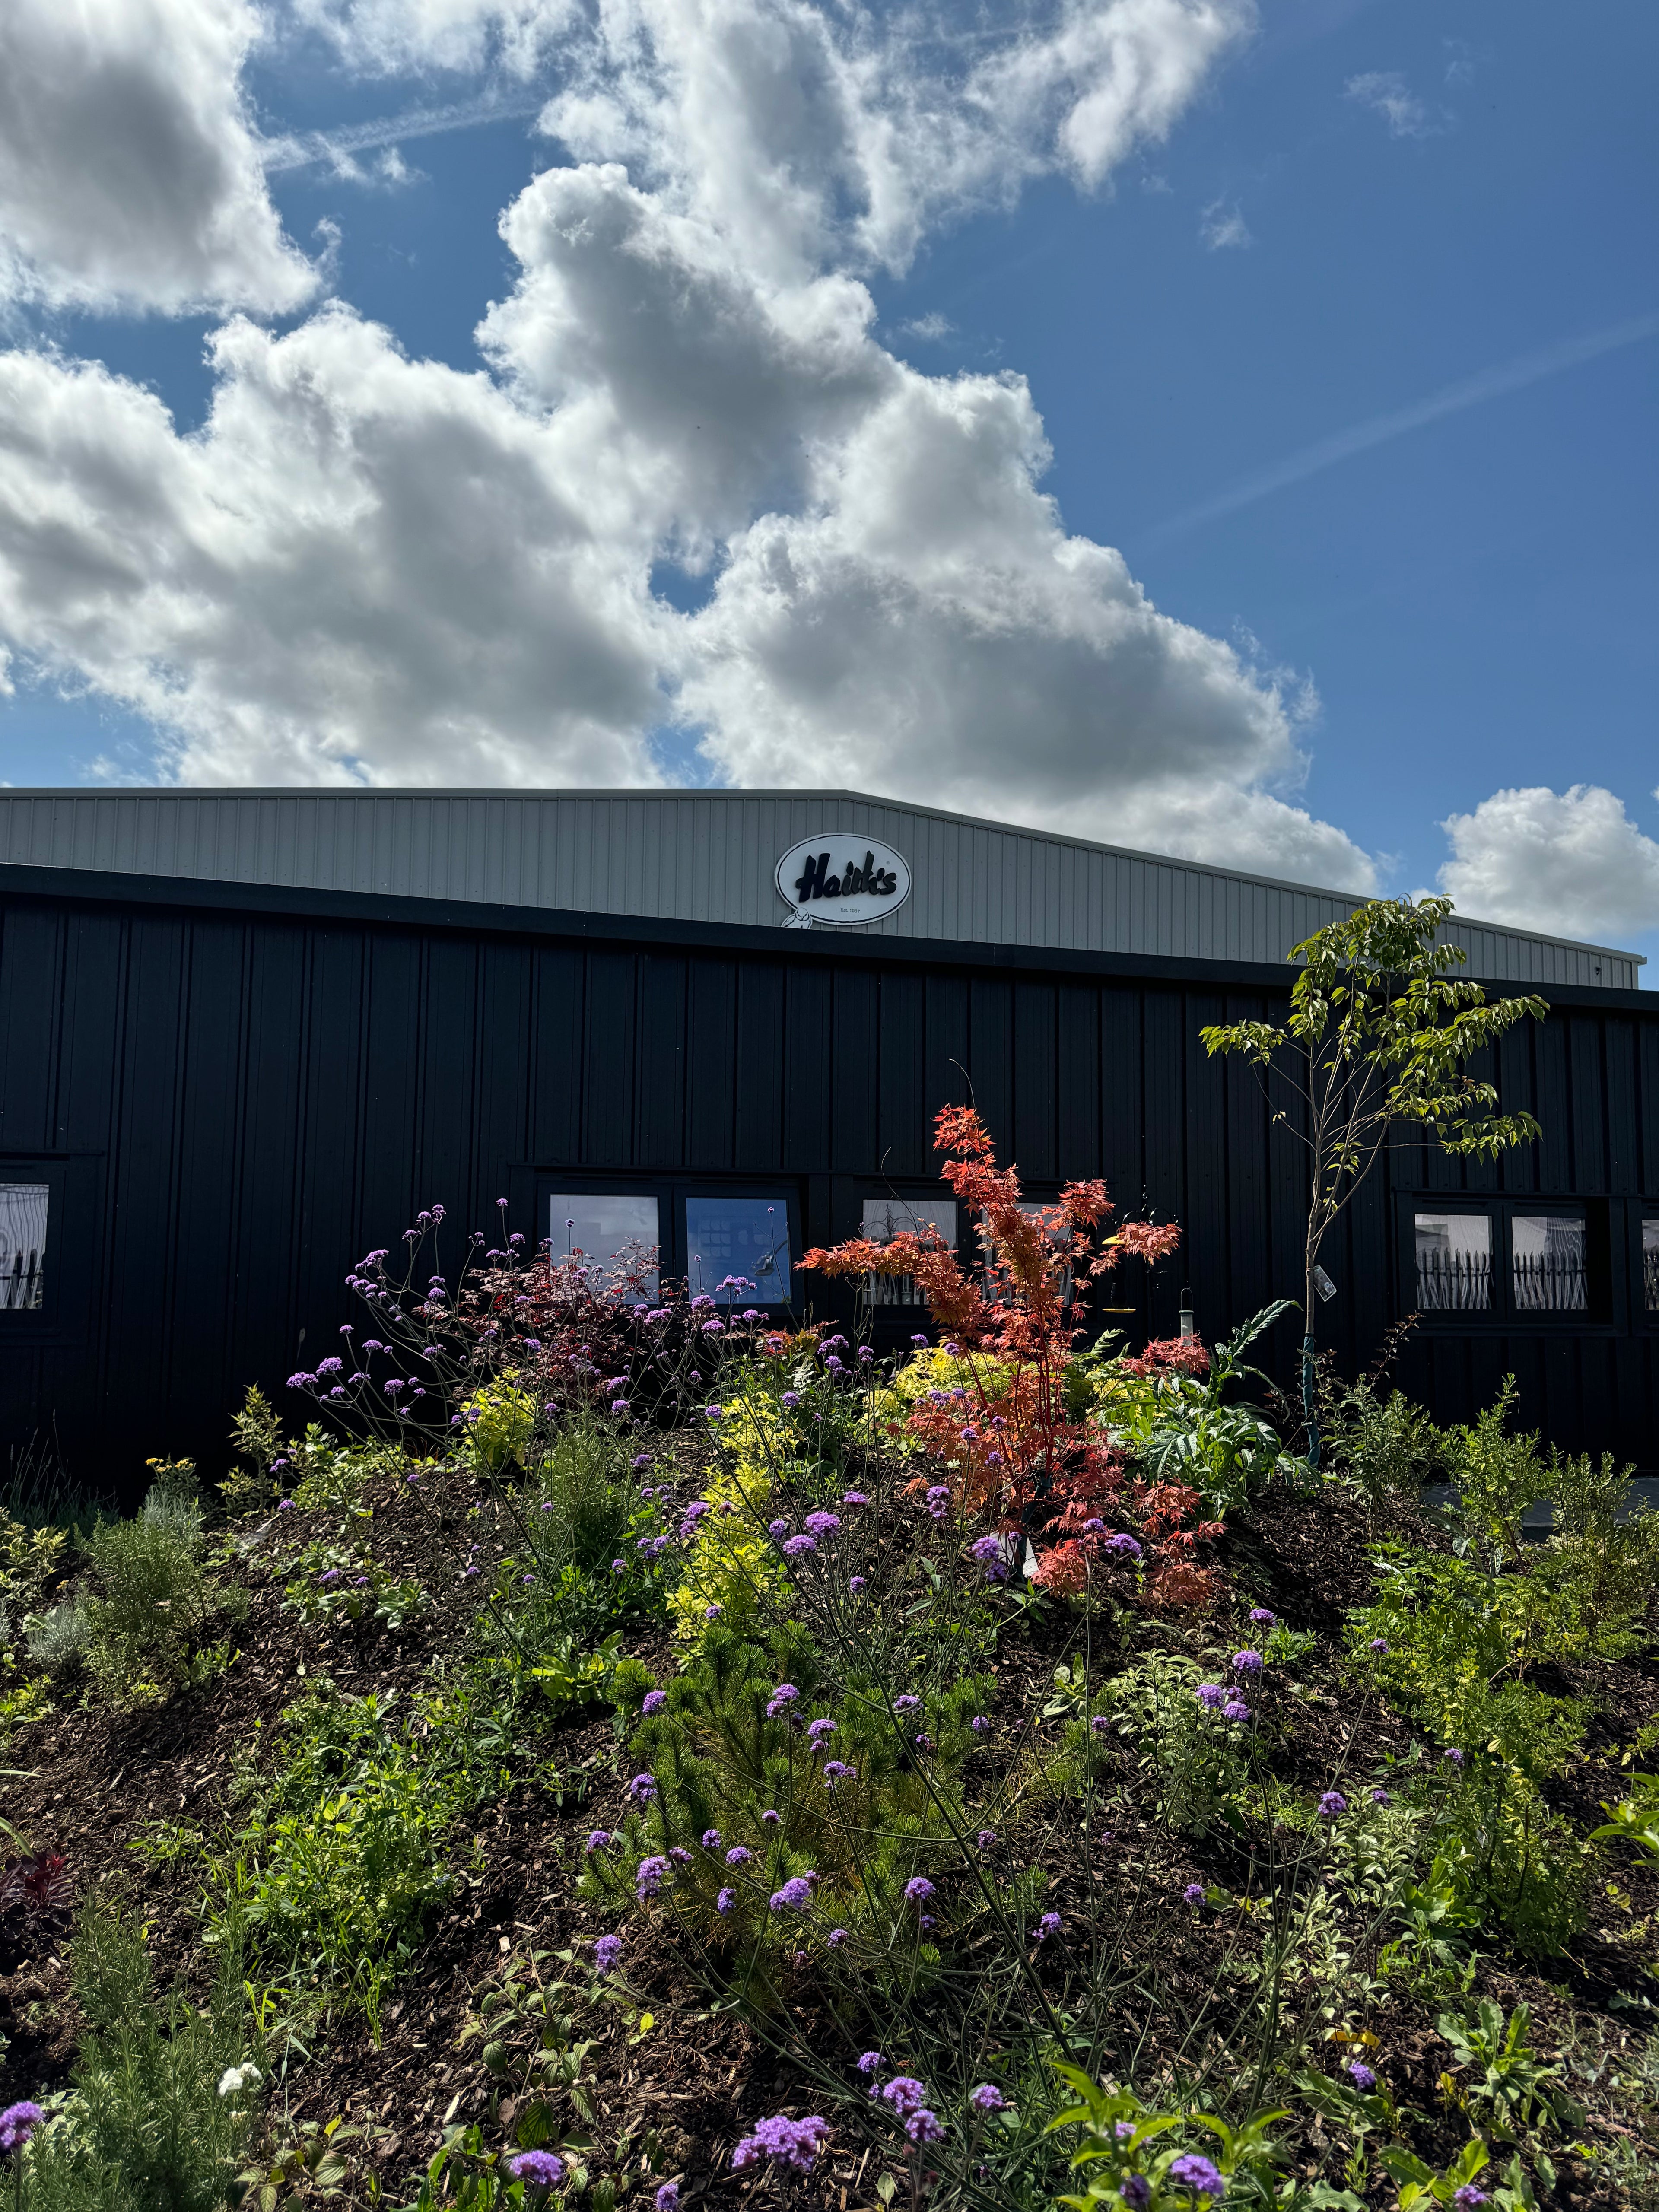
[
  {"x1": 769, "y1": 1878, "x2": 814, "y2": 1911},
  {"x1": 702, "y1": 1828, "x2": 722, "y2": 1849},
  {"x1": 1184, "y1": 1883, "x2": 1205, "y2": 1905},
  {"x1": 1036, "y1": 1912, "x2": 1062, "y2": 1942},
  {"x1": 805, "y1": 1511, "x2": 841, "y2": 1535},
  {"x1": 1249, "y1": 1607, "x2": 1276, "y2": 1627},
  {"x1": 731, "y1": 2115, "x2": 828, "y2": 2173},
  {"x1": 1230, "y1": 1649, "x2": 1263, "y2": 1676},
  {"x1": 726, "y1": 1846, "x2": 753, "y2": 1865},
  {"x1": 642, "y1": 1690, "x2": 667, "y2": 1716},
  {"x1": 585, "y1": 1828, "x2": 611, "y2": 1853},
  {"x1": 1195, "y1": 1683, "x2": 1225, "y2": 1710},
  {"x1": 904, "y1": 1877, "x2": 935, "y2": 1904},
  {"x1": 1167, "y1": 2152, "x2": 1226, "y2": 2200},
  {"x1": 716, "y1": 1888, "x2": 735, "y2": 1913},
  {"x1": 0, "y1": 2102, "x2": 44, "y2": 2152},
  {"x1": 594, "y1": 1934, "x2": 623, "y2": 1974},
  {"x1": 857, "y1": 2050, "x2": 884, "y2": 2075},
  {"x1": 655, "y1": 2185, "x2": 680, "y2": 2212},
  {"x1": 1347, "y1": 2061, "x2": 1377, "y2": 2091},
  {"x1": 842, "y1": 1490, "x2": 868, "y2": 1507},
  {"x1": 510, "y1": 2150, "x2": 567, "y2": 2188},
  {"x1": 969, "y1": 2084, "x2": 1006, "y2": 2113},
  {"x1": 635, "y1": 1856, "x2": 669, "y2": 1898},
  {"x1": 906, "y1": 2110, "x2": 945, "y2": 2145},
  {"x1": 880, "y1": 2078, "x2": 926, "y2": 2118},
  {"x1": 1318, "y1": 1792, "x2": 1348, "y2": 1818},
  {"x1": 629, "y1": 1773, "x2": 658, "y2": 1804}
]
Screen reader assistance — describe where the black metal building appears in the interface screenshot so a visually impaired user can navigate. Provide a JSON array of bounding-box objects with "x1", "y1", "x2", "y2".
[{"x1": 2, "y1": 791, "x2": 1655, "y2": 1497}]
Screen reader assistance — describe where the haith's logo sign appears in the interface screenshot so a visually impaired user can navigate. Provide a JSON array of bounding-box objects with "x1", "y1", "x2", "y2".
[{"x1": 775, "y1": 835, "x2": 911, "y2": 929}]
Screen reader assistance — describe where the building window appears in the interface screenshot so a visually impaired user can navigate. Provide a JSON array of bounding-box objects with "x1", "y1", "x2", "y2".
[
  {"x1": 548, "y1": 1195, "x2": 660, "y2": 1297},
  {"x1": 685, "y1": 1197, "x2": 791, "y2": 1304},
  {"x1": 860, "y1": 1198, "x2": 957, "y2": 1307},
  {"x1": 0, "y1": 1184, "x2": 48, "y2": 1313},
  {"x1": 1414, "y1": 1211, "x2": 1492, "y2": 1312},
  {"x1": 1644, "y1": 1218, "x2": 1659, "y2": 1314},
  {"x1": 1511, "y1": 1213, "x2": 1587, "y2": 1313}
]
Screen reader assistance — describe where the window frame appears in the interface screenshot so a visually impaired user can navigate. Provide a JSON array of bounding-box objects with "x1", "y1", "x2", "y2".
[
  {"x1": 0, "y1": 1156, "x2": 95, "y2": 1346},
  {"x1": 1398, "y1": 1193, "x2": 1611, "y2": 1329},
  {"x1": 518, "y1": 1172, "x2": 802, "y2": 1311},
  {"x1": 1636, "y1": 1207, "x2": 1659, "y2": 1328}
]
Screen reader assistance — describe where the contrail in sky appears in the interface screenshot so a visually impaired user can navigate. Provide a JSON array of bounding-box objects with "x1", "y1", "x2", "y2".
[
  {"x1": 1141, "y1": 309, "x2": 1659, "y2": 546},
  {"x1": 262, "y1": 91, "x2": 549, "y2": 174}
]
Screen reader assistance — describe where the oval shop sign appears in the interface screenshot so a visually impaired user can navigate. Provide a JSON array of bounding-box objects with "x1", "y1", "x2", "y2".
[{"x1": 775, "y1": 834, "x2": 912, "y2": 928}]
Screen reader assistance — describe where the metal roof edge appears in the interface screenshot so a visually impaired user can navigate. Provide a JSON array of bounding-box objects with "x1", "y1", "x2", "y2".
[
  {"x1": 2, "y1": 785, "x2": 1643, "y2": 969},
  {"x1": 0, "y1": 858, "x2": 1650, "y2": 1011}
]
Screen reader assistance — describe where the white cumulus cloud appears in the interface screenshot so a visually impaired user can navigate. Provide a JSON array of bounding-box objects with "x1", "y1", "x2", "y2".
[
  {"x1": 0, "y1": 315, "x2": 672, "y2": 784},
  {"x1": 0, "y1": 0, "x2": 316, "y2": 314},
  {"x1": 0, "y1": 0, "x2": 1388, "y2": 891},
  {"x1": 1438, "y1": 785, "x2": 1659, "y2": 944}
]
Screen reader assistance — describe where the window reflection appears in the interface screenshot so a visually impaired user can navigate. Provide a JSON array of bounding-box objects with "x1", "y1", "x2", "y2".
[
  {"x1": 547, "y1": 1195, "x2": 660, "y2": 1298},
  {"x1": 685, "y1": 1198, "x2": 791, "y2": 1304},
  {"x1": 860, "y1": 1198, "x2": 957, "y2": 1307},
  {"x1": 1646, "y1": 1220, "x2": 1659, "y2": 1314},
  {"x1": 1414, "y1": 1212, "x2": 1492, "y2": 1312},
  {"x1": 1511, "y1": 1214, "x2": 1587, "y2": 1313},
  {"x1": 0, "y1": 1184, "x2": 48, "y2": 1312}
]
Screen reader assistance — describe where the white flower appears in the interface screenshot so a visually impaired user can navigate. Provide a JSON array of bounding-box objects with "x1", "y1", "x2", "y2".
[{"x1": 216, "y1": 2063, "x2": 261, "y2": 2098}]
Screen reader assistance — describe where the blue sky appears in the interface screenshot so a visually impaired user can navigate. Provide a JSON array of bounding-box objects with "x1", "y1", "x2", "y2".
[{"x1": 0, "y1": 0, "x2": 1654, "y2": 965}]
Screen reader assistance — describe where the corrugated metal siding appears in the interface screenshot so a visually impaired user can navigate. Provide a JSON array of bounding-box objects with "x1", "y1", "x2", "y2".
[
  {"x1": 2, "y1": 875, "x2": 1656, "y2": 1491},
  {"x1": 0, "y1": 788, "x2": 1641, "y2": 987}
]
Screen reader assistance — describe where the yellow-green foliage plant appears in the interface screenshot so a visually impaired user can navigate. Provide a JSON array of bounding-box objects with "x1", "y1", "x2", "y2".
[
  {"x1": 866, "y1": 1344, "x2": 1014, "y2": 1444},
  {"x1": 461, "y1": 1380, "x2": 537, "y2": 1478},
  {"x1": 667, "y1": 1389, "x2": 791, "y2": 1646}
]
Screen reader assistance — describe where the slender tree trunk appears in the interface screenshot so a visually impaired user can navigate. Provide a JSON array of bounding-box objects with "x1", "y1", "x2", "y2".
[{"x1": 1303, "y1": 1233, "x2": 1320, "y2": 1472}]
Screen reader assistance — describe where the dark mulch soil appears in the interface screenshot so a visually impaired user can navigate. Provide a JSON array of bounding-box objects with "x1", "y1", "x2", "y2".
[{"x1": 1, "y1": 1460, "x2": 1657, "y2": 2206}]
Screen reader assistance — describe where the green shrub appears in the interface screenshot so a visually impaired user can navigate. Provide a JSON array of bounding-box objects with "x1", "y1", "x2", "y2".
[
  {"x1": 1325, "y1": 1378, "x2": 1442, "y2": 1516},
  {"x1": 1355, "y1": 1550, "x2": 1592, "y2": 1952},
  {"x1": 19, "y1": 1901, "x2": 259, "y2": 2212},
  {"x1": 1096, "y1": 1650, "x2": 1249, "y2": 1837},
  {"x1": 82, "y1": 1515, "x2": 218, "y2": 1703},
  {"x1": 221, "y1": 1384, "x2": 284, "y2": 1516},
  {"x1": 1535, "y1": 1448, "x2": 1659, "y2": 1658},
  {"x1": 207, "y1": 1673, "x2": 509, "y2": 2026},
  {"x1": 1087, "y1": 1302, "x2": 1304, "y2": 1519},
  {"x1": 529, "y1": 1417, "x2": 638, "y2": 1578},
  {"x1": 1440, "y1": 1382, "x2": 1548, "y2": 1570},
  {"x1": 24, "y1": 1594, "x2": 90, "y2": 1681}
]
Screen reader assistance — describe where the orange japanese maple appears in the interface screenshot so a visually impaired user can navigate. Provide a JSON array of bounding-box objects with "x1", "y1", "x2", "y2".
[{"x1": 799, "y1": 1106, "x2": 1213, "y2": 1603}]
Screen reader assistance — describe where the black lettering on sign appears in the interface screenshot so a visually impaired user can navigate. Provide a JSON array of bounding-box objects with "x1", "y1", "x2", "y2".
[{"x1": 791, "y1": 847, "x2": 903, "y2": 903}]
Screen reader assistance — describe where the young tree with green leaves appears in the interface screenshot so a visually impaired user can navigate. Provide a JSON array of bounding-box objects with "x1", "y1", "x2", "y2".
[{"x1": 1200, "y1": 896, "x2": 1546, "y2": 1468}]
